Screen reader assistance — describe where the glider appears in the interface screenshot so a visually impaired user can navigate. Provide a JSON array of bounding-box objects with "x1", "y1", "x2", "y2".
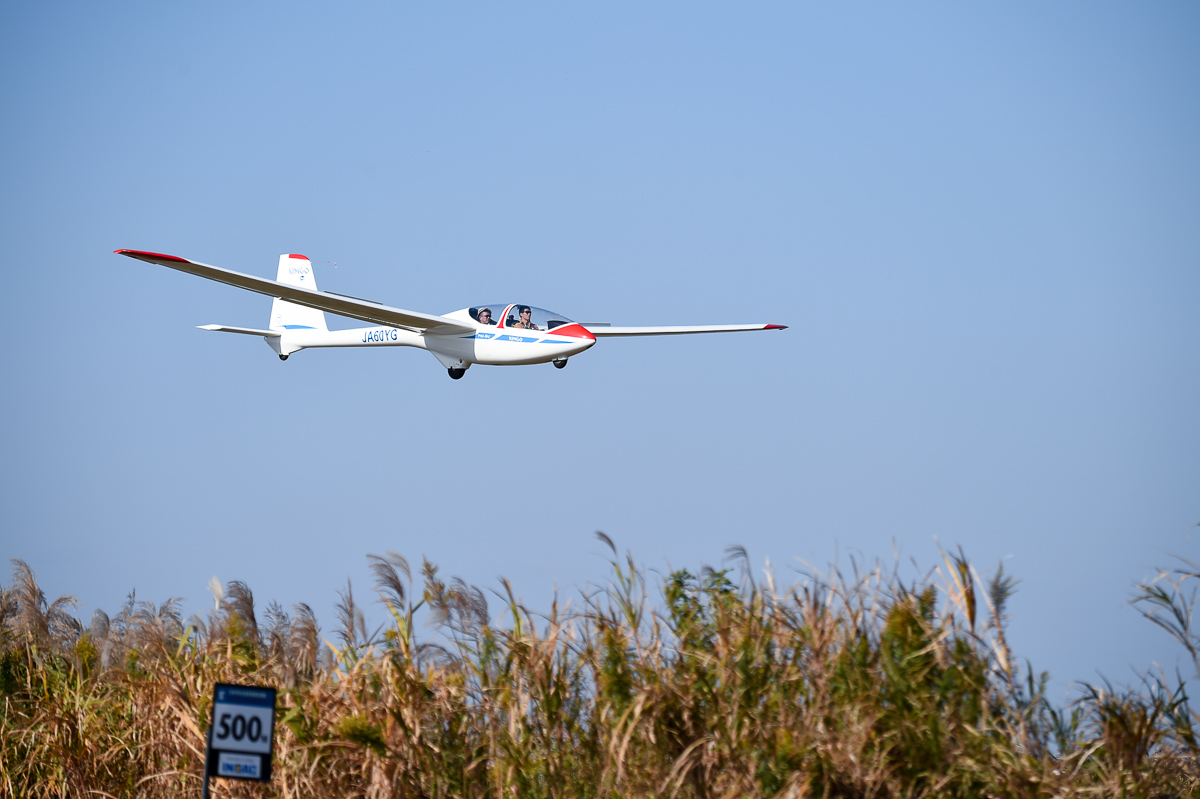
[{"x1": 114, "y1": 250, "x2": 787, "y2": 379}]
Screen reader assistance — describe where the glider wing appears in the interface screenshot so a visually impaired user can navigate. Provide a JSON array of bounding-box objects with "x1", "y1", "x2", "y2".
[
  {"x1": 584, "y1": 323, "x2": 787, "y2": 337},
  {"x1": 115, "y1": 250, "x2": 474, "y2": 336}
]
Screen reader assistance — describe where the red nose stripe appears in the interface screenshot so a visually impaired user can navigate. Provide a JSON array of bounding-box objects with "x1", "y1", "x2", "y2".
[{"x1": 548, "y1": 322, "x2": 596, "y2": 341}]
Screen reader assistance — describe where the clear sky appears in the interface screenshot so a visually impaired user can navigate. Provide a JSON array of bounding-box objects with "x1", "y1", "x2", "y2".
[{"x1": 1, "y1": 2, "x2": 1197, "y2": 701}]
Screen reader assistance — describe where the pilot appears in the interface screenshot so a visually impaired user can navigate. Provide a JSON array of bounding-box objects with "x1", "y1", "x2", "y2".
[
  {"x1": 477, "y1": 307, "x2": 494, "y2": 325},
  {"x1": 511, "y1": 305, "x2": 540, "y2": 330}
]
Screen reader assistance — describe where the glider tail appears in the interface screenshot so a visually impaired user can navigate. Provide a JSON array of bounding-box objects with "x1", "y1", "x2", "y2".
[{"x1": 269, "y1": 254, "x2": 328, "y2": 332}]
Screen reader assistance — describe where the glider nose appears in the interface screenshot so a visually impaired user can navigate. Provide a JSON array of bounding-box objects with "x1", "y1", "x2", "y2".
[
  {"x1": 551, "y1": 322, "x2": 595, "y2": 359},
  {"x1": 566, "y1": 324, "x2": 596, "y2": 354}
]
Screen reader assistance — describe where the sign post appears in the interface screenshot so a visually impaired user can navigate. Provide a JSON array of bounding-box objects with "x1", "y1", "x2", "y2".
[{"x1": 201, "y1": 683, "x2": 276, "y2": 797}]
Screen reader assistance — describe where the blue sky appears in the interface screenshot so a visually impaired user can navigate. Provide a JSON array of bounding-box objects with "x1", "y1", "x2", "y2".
[{"x1": 2, "y1": 2, "x2": 1197, "y2": 700}]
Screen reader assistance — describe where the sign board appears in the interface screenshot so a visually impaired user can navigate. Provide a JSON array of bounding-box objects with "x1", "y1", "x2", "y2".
[{"x1": 205, "y1": 683, "x2": 276, "y2": 783}]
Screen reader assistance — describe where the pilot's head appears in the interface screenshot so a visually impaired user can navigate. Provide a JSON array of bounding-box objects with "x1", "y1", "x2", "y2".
[
  {"x1": 518, "y1": 306, "x2": 531, "y2": 317},
  {"x1": 478, "y1": 308, "x2": 492, "y2": 323}
]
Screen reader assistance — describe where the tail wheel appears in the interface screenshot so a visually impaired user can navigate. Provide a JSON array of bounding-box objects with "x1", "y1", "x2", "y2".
[
  {"x1": 279, "y1": 354, "x2": 289, "y2": 361},
  {"x1": 448, "y1": 368, "x2": 466, "y2": 380},
  {"x1": 552, "y1": 358, "x2": 568, "y2": 369}
]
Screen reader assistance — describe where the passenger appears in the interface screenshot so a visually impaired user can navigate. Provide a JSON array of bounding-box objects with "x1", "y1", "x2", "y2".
[
  {"x1": 477, "y1": 307, "x2": 494, "y2": 325},
  {"x1": 511, "y1": 305, "x2": 540, "y2": 330}
]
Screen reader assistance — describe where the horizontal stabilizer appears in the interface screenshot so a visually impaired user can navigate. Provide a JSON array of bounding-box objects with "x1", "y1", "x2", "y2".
[{"x1": 198, "y1": 324, "x2": 280, "y2": 337}]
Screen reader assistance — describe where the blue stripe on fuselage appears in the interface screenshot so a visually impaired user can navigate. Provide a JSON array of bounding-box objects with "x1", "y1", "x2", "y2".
[{"x1": 461, "y1": 332, "x2": 571, "y2": 344}]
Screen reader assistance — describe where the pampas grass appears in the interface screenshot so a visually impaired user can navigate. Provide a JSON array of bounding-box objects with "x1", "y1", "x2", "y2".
[{"x1": 2, "y1": 542, "x2": 1197, "y2": 798}]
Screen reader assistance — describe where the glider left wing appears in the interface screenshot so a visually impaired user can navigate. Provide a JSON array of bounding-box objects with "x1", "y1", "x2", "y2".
[
  {"x1": 115, "y1": 250, "x2": 474, "y2": 336},
  {"x1": 584, "y1": 323, "x2": 787, "y2": 336}
]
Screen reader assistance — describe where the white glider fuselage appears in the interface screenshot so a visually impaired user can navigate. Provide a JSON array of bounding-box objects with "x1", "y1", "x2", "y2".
[{"x1": 274, "y1": 311, "x2": 597, "y2": 368}]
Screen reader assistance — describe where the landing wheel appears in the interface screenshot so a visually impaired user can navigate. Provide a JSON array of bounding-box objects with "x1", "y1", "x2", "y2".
[
  {"x1": 552, "y1": 358, "x2": 568, "y2": 369},
  {"x1": 279, "y1": 354, "x2": 289, "y2": 361},
  {"x1": 448, "y1": 367, "x2": 466, "y2": 380}
]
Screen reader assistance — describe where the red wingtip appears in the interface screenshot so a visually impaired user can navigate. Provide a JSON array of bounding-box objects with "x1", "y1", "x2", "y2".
[
  {"x1": 764, "y1": 324, "x2": 788, "y2": 330},
  {"x1": 114, "y1": 249, "x2": 190, "y2": 263}
]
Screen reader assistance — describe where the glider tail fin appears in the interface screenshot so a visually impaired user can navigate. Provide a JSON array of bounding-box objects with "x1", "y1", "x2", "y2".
[{"x1": 269, "y1": 254, "x2": 328, "y2": 332}]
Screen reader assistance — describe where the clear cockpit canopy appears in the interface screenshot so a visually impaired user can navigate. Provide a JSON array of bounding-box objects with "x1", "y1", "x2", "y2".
[{"x1": 468, "y1": 305, "x2": 576, "y2": 331}]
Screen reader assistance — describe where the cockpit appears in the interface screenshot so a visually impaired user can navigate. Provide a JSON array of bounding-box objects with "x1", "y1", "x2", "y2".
[{"x1": 467, "y1": 304, "x2": 578, "y2": 332}]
